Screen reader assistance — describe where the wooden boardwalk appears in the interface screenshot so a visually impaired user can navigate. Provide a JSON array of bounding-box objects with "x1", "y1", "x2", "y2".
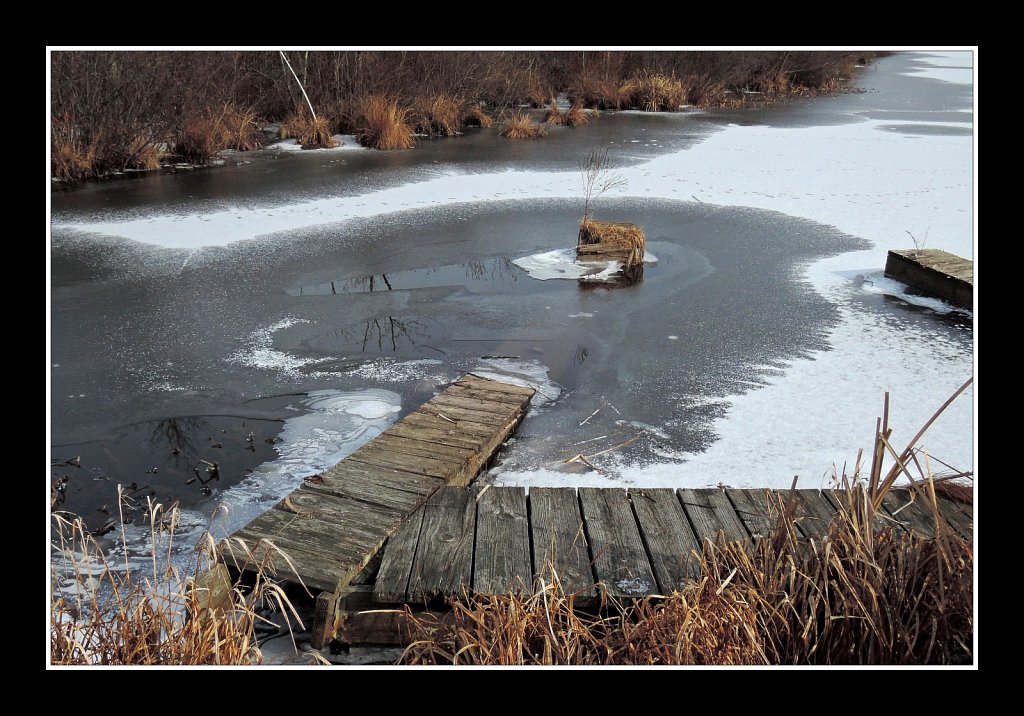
[
  {"x1": 373, "y1": 485, "x2": 973, "y2": 605},
  {"x1": 885, "y1": 249, "x2": 973, "y2": 309},
  {"x1": 218, "y1": 374, "x2": 535, "y2": 594}
]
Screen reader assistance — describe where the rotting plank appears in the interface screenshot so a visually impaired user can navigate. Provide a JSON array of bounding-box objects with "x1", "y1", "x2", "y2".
[
  {"x1": 677, "y1": 489, "x2": 748, "y2": 544},
  {"x1": 406, "y1": 487, "x2": 477, "y2": 603},
  {"x1": 881, "y1": 490, "x2": 940, "y2": 537},
  {"x1": 444, "y1": 384, "x2": 534, "y2": 407},
  {"x1": 473, "y1": 487, "x2": 532, "y2": 595},
  {"x1": 384, "y1": 420, "x2": 487, "y2": 451},
  {"x1": 937, "y1": 495, "x2": 973, "y2": 539},
  {"x1": 347, "y1": 442, "x2": 467, "y2": 482},
  {"x1": 311, "y1": 462, "x2": 441, "y2": 513},
  {"x1": 529, "y1": 487, "x2": 596, "y2": 602},
  {"x1": 371, "y1": 432, "x2": 477, "y2": 464},
  {"x1": 630, "y1": 488, "x2": 701, "y2": 594},
  {"x1": 726, "y1": 489, "x2": 777, "y2": 539},
  {"x1": 417, "y1": 398, "x2": 519, "y2": 427},
  {"x1": 374, "y1": 507, "x2": 426, "y2": 604},
  {"x1": 790, "y1": 490, "x2": 838, "y2": 540},
  {"x1": 461, "y1": 374, "x2": 536, "y2": 397},
  {"x1": 578, "y1": 488, "x2": 657, "y2": 598}
]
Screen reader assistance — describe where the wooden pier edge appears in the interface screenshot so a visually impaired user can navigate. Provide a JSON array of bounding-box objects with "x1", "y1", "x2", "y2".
[{"x1": 884, "y1": 249, "x2": 973, "y2": 309}]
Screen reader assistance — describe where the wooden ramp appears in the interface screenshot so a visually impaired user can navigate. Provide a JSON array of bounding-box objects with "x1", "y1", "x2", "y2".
[
  {"x1": 885, "y1": 249, "x2": 973, "y2": 309},
  {"x1": 217, "y1": 374, "x2": 535, "y2": 595},
  {"x1": 373, "y1": 486, "x2": 973, "y2": 606}
]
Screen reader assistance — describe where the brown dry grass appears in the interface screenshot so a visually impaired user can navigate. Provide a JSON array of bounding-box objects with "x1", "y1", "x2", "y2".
[
  {"x1": 462, "y1": 105, "x2": 493, "y2": 128},
  {"x1": 544, "y1": 101, "x2": 565, "y2": 125},
  {"x1": 50, "y1": 497, "x2": 307, "y2": 665},
  {"x1": 410, "y1": 95, "x2": 463, "y2": 137},
  {"x1": 279, "y1": 113, "x2": 337, "y2": 149},
  {"x1": 624, "y1": 72, "x2": 686, "y2": 112},
  {"x1": 218, "y1": 103, "x2": 263, "y2": 151},
  {"x1": 565, "y1": 103, "x2": 590, "y2": 126},
  {"x1": 499, "y1": 112, "x2": 547, "y2": 139},
  {"x1": 401, "y1": 385, "x2": 974, "y2": 665},
  {"x1": 347, "y1": 96, "x2": 415, "y2": 150},
  {"x1": 578, "y1": 218, "x2": 646, "y2": 265}
]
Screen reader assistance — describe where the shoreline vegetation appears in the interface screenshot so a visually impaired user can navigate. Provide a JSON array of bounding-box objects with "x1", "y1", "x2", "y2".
[
  {"x1": 51, "y1": 387, "x2": 973, "y2": 666},
  {"x1": 51, "y1": 50, "x2": 880, "y2": 183}
]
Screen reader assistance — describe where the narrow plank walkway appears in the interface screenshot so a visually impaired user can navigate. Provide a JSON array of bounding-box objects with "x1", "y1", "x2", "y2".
[
  {"x1": 375, "y1": 486, "x2": 973, "y2": 605},
  {"x1": 218, "y1": 374, "x2": 535, "y2": 593},
  {"x1": 884, "y1": 248, "x2": 973, "y2": 309}
]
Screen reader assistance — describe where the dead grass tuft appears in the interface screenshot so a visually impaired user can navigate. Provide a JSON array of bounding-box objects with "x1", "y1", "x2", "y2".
[
  {"x1": 565, "y1": 103, "x2": 590, "y2": 126},
  {"x1": 499, "y1": 112, "x2": 548, "y2": 139},
  {"x1": 410, "y1": 95, "x2": 463, "y2": 137},
  {"x1": 347, "y1": 96, "x2": 415, "y2": 150},
  {"x1": 462, "y1": 105, "x2": 493, "y2": 128},
  {"x1": 578, "y1": 218, "x2": 646, "y2": 266},
  {"x1": 50, "y1": 497, "x2": 306, "y2": 665}
]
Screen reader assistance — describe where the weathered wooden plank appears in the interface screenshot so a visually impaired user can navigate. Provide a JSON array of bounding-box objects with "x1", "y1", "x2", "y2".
[
  {"x1": 311, "y1": 591, "x2": 343, "y2": 649},
  {"x1": 630, "y1": 488, "x2": 701, "y2": 594},
  {"x1": 219, "y1": 537, "x2": 347, "y2": 593},
  {"x1": 419, "y1": 396, "x2": 521, "y2": 425},
  {"x1": 881, "y1": 490, "x2": 940, "y2": 537},
  {"x1": 727, "y1": 489, "x2": 777, "y2": 539},
  {"x1": 677, "y1": 488, "x2": 749, "y2": 544},
  {"x1": 371, "y1": 432, "x2": 477, "y2": 464},
  {"x1": 460, "y1": 374, "x2": 536, "y2": 397},
  {"x1": 473, "y1": 487, "x2": 532, "y2": 594},
  {"x1": 312, "y1": 462, "x2": 441, "y2": 513},
  {"x1": 374, "y1": 508, "x2": 426, "y2": 603},
  {"x1": 529, "y1": 487, "x2": 596, "y2": 601},
  {"x1": 444, "y1": 384, "x2": 533, "y2": 407},
  {"x1": 885, "y1": 249, "x2": 973, "y2": 309},
  {"x1": 790, "y1": 490, "x2": 838, "y2": 540},
  {"x1": 383, "y1": 420, "x2": 486, "y2": 451},
  {"x1": 937, "y1": 495, "x2": 973, "y2": 539},
  {"x1": 400, "y1": 410, "x2": 500, "y2": 439},
  {"x1": 578, "y1": 488, "x2": 657, "y2": 598},
  {"x1": 406, "y1": 487, "x2": 477, "y2": 603},
  {"x1": 236, "y1": 503, "x2": 394, "y2": 562},
  {"x1": 347, "y1": 442, "x2": 467, "y2": 481}
]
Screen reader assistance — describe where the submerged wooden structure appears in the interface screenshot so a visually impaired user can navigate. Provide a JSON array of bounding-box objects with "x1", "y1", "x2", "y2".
[
  {"x1": 577, "y1": 219, "x2": 645, "y2": 266},
  {"x1": 884, "y1": 249, "x2": 973, "y2": 309}
]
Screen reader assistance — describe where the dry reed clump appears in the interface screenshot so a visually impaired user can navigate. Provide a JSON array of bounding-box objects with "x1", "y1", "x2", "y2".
[
  {"x1": 279, "y1": 112, "x2": 337, "y2": 149},
  {"x1": 544, "y1": 100, "x2": 565, "y2": 125},
  {"x1": 218, "y1": 103, "x2": 263, "y2": 151},
  {"x1": 174, "y1": 115, "x2": 223, "y2": 163},
  {"x1": 623, "y1": 72, "x2": 686, "y2": 112},
  {"x1": 401, "y1": 384, "x2": 974, "y2": 665},
  {"x1": 565, "y1": 103, "x2": 590, "y2": 126},
  {"x1": 577, "y1": 217, "x2": 646, "y2": 265},
  {"x1": 50, "y1": 497, "x2": 307, "y2": 665},
  {"x1": 347, "y1": 96, "x2": 415, "y2": 150},
  {"x1": 499, "y1": 112, "x2": 548, "y2": 139},
  {"x1": 462, "y1": 105, "x2": 493, "y2": 128},
  {"x1": 410, "y1": 95, "x2": 463, "y2": 137},
  {"x1": 570, "y1": 77, "x2": 632, "y2": 110}
]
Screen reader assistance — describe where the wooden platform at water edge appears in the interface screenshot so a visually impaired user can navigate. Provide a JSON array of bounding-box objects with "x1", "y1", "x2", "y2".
[
  {"x1": 213, "y1": 374, "x2": 536, "y2": 597},
  {"x1": 326, "y1": 485, "x2": 971, "y2": 646},
  {"x1": 884, "y1": 249, "x2": 973, "y2": 309}
]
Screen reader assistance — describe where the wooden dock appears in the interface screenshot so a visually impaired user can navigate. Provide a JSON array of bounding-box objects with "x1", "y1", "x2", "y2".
[
  {"x1": 217, "y1": 374, "x2": 536, "y2": 596},
  {"x1": 197, "y1": 374, "x2": 972, "y2": 649},
  {"x1": 884, "y1": 249, "x2": 973, "y2": 309},
  {"x1": 320, "y1": 485, "x2": 971, "y2": 646},
  {"x1": 373, "y1": 485, "x2": 972, "y2": 604}
]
